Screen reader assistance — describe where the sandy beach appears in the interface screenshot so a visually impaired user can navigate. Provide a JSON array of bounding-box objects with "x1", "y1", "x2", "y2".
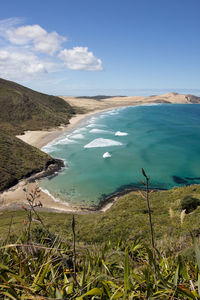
[
  {"x1": 16, "y1": 92, "x2": 190, "y2": 149},
  {"x1": 0, "y1": 93, "x2": 191, "y2": 212}
]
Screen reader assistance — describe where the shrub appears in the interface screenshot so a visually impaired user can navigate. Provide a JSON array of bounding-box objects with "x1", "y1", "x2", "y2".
[{"x1": 181, "y1": 195, "x2": 200, "y2": 213}]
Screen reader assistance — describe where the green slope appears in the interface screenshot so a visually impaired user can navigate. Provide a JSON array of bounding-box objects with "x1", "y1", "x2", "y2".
[
  {"x1": 0, "y1": 78, "x2": 75, "y2": 191},
  {"x1": 0, "y1": 131, "x2": 56, "y2": 191},
  {"x1": 0, "y1": 78, "x2": 75, "y2": 134},
  {"x1": 1, "y1": 184, "x2": 200, "y2": 245}
]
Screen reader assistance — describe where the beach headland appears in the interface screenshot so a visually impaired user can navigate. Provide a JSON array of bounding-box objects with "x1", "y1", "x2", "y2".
[{"x1": 0, "y1": 92, "x2": 198, "y2": 213}]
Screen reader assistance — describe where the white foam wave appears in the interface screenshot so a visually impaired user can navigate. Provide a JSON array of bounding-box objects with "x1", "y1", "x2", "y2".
[
  {"x1": 87, "y1": 122, "x2": 106, "y2": 128},
  {"x1": 70, "y1": 133, "x2": 84, "y2": 139},
  {"x1": 40, "y1": 188, "x2": 69, "y2": 206},
  {"x1": 42, "y1": 136, "x2": 77, "y2": 152},
  {"x1": 87, "y1": 117, "x2": 98, "y2": 125},
  {"x1": 89, "y1": 128, "x2": 112, "y2": 134},
  {"x1": 107, "y1": 111, "x2": 119, "y2": 115},
  {"x1": 42, "y1": 144, "x2": 55, "y2": 152},
  {"x1": 62, "y1": 159, "x2": 68, "y2": 167},
  {"x1": 103, "y1": 152, "x2": 112, "y2": 158},
  {"x1": 141, "y1": 103, "x2": 161, "y2": 106},
  {"x1": 115, "y1": 131, "x2": 128, "y2": 136},
  {"x1": 84, "y1": 138, "x2": 123, "y2": 148},
  {"x1": 91, "y1": 116, "x2": 97, "y2": 121},
  {"x1": 100, "y1": 109, "x2": 120, "y2": 117},
  {"x1": 87, "y1": 123, "x2": 96, "y2": 128},
  {"x1": 55, "y1": 137, "x2": 77, "y2": 145},
  {"x1": 73, "y1": 127, "x2": 87, "y2": 133}
]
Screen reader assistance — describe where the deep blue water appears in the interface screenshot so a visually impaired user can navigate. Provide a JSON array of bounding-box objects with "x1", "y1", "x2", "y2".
[{"x1": 40, "y1": 104, "x2": 200, "y2": 207}]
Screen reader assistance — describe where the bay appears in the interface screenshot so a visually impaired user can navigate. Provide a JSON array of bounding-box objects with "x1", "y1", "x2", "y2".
[{"x1": 40, "y1": 104, "x2": 200, "y2": 207}]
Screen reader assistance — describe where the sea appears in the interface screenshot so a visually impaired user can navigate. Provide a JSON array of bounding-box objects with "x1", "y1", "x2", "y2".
[{"x1": 39, "y1": 101, "x2": 200, "y2": 208}]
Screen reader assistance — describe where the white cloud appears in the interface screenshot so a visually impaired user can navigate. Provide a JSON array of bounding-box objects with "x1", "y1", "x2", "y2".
[
  {"x1": 6, "y1": 24, "x2": 47, "y2": 44},
  {"x1": 0, "y1": 49, "x2": 47, "y2": 80},
  {"x1": 0, "y1": 18, "x2": 103, "y2": 81},
  {"x1": 0, "y1": 17, "x2": 22, "y2": 31},
  {"x1": 58, "y1": 47, "x2": 103, "y2": 71},
  {"x1": 5, "y1": 24, "x2": 66, "y2": 55}
]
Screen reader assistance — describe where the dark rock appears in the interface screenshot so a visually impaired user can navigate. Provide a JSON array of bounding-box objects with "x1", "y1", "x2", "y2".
[{"x1": 185, "y1": 95, "x2": 200, "y2": 103}]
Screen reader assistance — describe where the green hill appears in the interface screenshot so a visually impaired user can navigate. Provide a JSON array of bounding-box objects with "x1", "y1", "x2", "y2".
[
  {"x1": 0, "y1": 78, "x2": 75, "y2": 134},
  {"x1": 0, "y1": 78, "x2": 75, "y2": 191},
  {"x1": 0, "y1": 131, "x2": 58, "y2": 191}
]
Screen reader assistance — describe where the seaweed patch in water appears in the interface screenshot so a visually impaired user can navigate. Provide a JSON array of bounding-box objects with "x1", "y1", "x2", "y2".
[
  {"x1": 173, "y1": 176, "x2": 188, "y2": 184},
  {"x1": 185, "y1": 177, "x2": 200, "y2": 181}
]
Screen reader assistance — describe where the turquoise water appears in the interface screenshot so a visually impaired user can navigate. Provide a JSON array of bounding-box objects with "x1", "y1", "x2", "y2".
[{"x1": 40, "y1": 104, "x2": 200, "y2": 207}]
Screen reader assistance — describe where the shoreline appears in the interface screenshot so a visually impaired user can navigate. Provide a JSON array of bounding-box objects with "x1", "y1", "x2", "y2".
[
  {"x1": 15, "y1": 91, "x2": 192, "y2": 149},
  {"x1": 1, "y1": 105, "x2": 139, "y2": 213},
  {"x1": 0, "y1": 93, "x2": 192, "y2": 213}
]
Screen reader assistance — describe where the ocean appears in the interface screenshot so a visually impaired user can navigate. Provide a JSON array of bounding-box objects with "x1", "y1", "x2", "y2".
[{"x1": 40, "y1": 104, "x2": 200, "y2": 207}]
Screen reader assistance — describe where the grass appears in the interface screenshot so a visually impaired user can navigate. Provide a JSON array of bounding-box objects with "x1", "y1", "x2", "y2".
[
  {"x1": 0, "y1": 78, "x2": 75, "y2": 134},
  {"x1": 0, "y1": 131, "x2": 55, "y2": 191},
  {"x1": 1, "y1": 184, "x2": 200, "y2": 246},
  {"x1": 1, "y1": 183, "x2": 200, "y2": 298},
  {"x1": 1, "y1": 78, "x2": 200, "y2": 297}
]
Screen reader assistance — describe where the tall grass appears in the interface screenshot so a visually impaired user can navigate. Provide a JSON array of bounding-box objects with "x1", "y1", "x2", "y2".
[{"x1": 1, "y1": 176, "x2": 200, "y2": 298}]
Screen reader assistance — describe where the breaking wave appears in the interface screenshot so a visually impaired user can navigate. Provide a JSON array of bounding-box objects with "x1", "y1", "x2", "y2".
[
  {"x1": 103, "y1": 152, "x2": 112, "y2": 158},
  {"x1": 70, "y1": 133, "x2": 84, "y2": 139},
  {"x1": 40, "y1": 188, "x2": 69, "y2": 206},
  {"x1": 115, "y1": 131, "x2": 128, "y2": 136},
  {"x1": 73, "y1": 127, "x2": 87, "y2": 133},
  {"x1": 89, "y1": 128, "x2": 112, "y2": 134},
  {"x1": 87, "y1": 123, "x2": 96, "y2": 128},
  {"x1": 54, "y1": 137, "x2": 77, "y2": 145},
  {"x1": 84, "y1": 138, "x2": 123, "y2": 148}
]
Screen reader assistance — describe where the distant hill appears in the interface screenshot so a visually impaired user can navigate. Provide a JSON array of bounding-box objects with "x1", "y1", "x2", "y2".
[
  {"x1": 0, "y1": 78, "x2": 75, "y2": 191},
  {"x1": 0, "y1": 78, "x2": 75, "y2": 134},
  {"x1": 185, "y1": 94, "x2": 200, "y2": 103}
]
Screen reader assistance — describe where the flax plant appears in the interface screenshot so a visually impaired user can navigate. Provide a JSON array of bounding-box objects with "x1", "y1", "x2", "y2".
[
  {"x1": 1, "y1": 172, "x2": 200, "y2": 298},
  {"x1": 139, "y1": 168, "x2": 155, "y2": 250}
]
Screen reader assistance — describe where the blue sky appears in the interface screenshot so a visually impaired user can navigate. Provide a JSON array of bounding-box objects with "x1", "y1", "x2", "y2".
[{"x1": 0, "y1": 0, "x2": 200, "y2": 95}]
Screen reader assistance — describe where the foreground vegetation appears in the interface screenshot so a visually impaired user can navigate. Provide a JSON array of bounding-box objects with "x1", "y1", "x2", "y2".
[
  {"x1": 1, "y1": 228, "x2": 200, "y2": 299},
  {"x1": 1, "y1": 180, "x2": 200, "y2": 298}
]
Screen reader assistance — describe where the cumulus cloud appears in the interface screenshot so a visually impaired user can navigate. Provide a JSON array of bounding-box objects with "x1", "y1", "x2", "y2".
[
  {"x1": 0, "y1": 49, "x2": 47, "y2": 80},
  {"x1": 0, "y1": 18, "x2": 103, "y2": 81},
  {"x1": 5, "y1": 24, "x2": 66, "y2": 55},
  {"x1": 58, "y1": 47, "x2": 103, "y2": 71}
]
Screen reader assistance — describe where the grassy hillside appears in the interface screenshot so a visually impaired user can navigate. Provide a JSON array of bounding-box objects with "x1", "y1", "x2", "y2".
[
  {"x1": 1, "y1": 184, "x2": 200, "y2": 298},
  {"x1": 0, "y1": 78, "x2": 75, "y2": 134},
  {"x1": 1, "y1": 183, "x2": 200, "y2": 244},
  {"x1": 0, "y1": 131, "x2": 57, "y2": 191},
  {"x1": 0, "y1": 78, "x2": 75, "y2": 191}
]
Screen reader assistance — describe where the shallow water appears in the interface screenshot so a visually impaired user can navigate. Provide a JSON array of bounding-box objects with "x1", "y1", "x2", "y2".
[{"x1": 40, "y1": 104, "x2": 200, "y2": 207}]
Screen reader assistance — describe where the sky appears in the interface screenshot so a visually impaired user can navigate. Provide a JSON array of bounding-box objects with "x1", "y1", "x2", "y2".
[{"x1": 0, "y1": 0, "x2": 200, "y2": 95}]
